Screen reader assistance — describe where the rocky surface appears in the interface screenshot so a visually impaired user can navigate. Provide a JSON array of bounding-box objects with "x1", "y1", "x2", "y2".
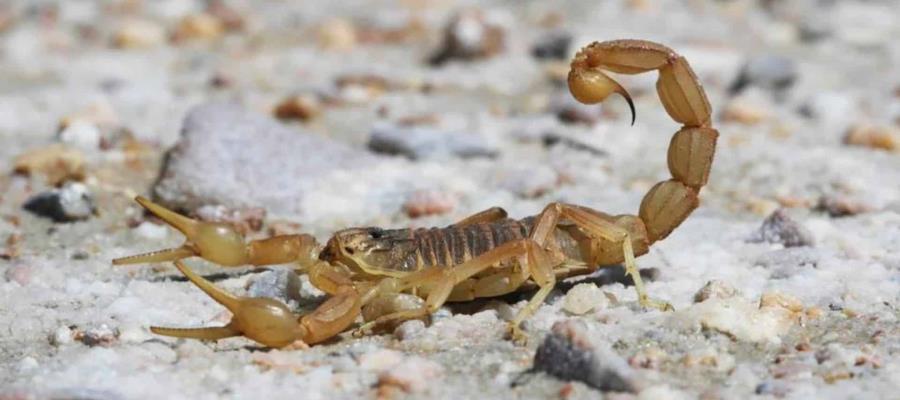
[{"x1": 1, "y1": 1, "x2": 899, "y2": 399}]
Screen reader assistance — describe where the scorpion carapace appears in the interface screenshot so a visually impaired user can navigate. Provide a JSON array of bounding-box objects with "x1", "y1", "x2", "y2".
[{"x1": 113, "y1": 39, "x2": 718, "y2": 348}]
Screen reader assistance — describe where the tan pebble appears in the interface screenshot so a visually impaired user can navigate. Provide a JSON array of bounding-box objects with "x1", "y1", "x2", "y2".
[
  {"x1": 377, "y1": 356, "x2": 443, "y2": 393},
  {"x1": 721, "y1": 97, "x2": 770, "y2": 125},
  {"x1": 629, "y1": 347, "x2": 667, "y2": 369},
  {"x1": 13, "y1": 144, "x2": 86, "y2": 185},
  {"x1": 403, "y1": 190, "x2": 456, "y2": 218},
  {"x1": 759, "y1": 291, "x2": 804, "y2": 313},
  {"x1": 112, "y1": 20, "x2": 165, "y2": 49},
  {"x1": 693, "y1": 280, "x2": 739, "y2": 303},
  {"x1": 207, "y1": 0, "x2": 245, "y2": 31},
  {"x1": 59, "y1": 101, "x2": 119, "y2": 131},
  {"x1": 359, "y1": 349, "x2": 404, "y2": 372},
  {"x1": 173, "y1": 13, "x2": 224, "y2": 42},
  {"x1": 273, "y1": 94, "x2": 321, "y2": 121},
  {"x1": 815, "y1": 195, "x2": 872, "y2": 217},
  {"x1": 843, "y1": 124, "x2": 899, "y2": 152},
  {"x1": 317, "y1": 18, "x2": 357, "y2": 51}
]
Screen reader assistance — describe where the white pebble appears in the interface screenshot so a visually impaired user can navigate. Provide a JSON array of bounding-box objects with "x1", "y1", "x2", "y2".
[
  {"x1": 134, "y1": 221, "x2": 169, "y2": 240},
  {"x1": 58, "y1": 121, "x2": 101, "y2": 150},
  {"x1": 18, "y1": 356, "x2": 38, "y2": 372},
  {"x1": 52, "y1": 325, "x2": 73, "y2": 345},
  {"x1": 563, "y1": 283, "x2": 608, "y2": 315}
]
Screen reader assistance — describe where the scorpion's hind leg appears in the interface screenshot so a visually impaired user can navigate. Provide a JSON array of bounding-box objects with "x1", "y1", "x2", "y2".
[
  {"x1": 113, "y1": 196, "x2": 320, "y2": 268},
  {"x1": 531, "y1": 203, "x2": 673, "y2": 311}
]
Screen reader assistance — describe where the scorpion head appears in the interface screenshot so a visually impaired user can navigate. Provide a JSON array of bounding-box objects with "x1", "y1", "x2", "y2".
[{"x1": 321, "y1": 227, "x2": 417, "y2": 272}]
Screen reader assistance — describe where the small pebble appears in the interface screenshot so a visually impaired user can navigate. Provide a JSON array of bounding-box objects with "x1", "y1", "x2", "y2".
[
  {"x1": 57, "y1": 121, "x2": 101, "y2": 151},
  {"x1": 50, "y1": 325, "x2": 74, "y2": 346},
  {"x1": 531, "y1": 30, "x2": 571, "y2": 60},
  {"x1": 562, "y1": 283, "x2": 608, "y2": 315},
  {"x1": 112, "y1": 20, "x2": 165, "y2": 49},
  {"x1": 133, "y1": 221, "x2": 169, "y2": 240},
  {"x1": 317, "y1": 18, "x2": 357, "y2": 51},
  {"x1": 693, "y1": 280, "x2": 739, "y2": 303},
  {"x1": 532, "y1": 319, "x2": 635, "y2": 393},
  {"x1": 273, "y1": 94, "x2": 322, "y2": 122},
  {"x1": 368, "y1": 122, "x2": 497, "y2": 160},
  {"x1": 377, "y1": 356, "x2": 444, "y2": 393},
  {"x1": 172, "y1": 13, "x2": 224, "y2": 42},
  {"x1": 4, "y1": 263, "x2": 31, "y2": 285},
  {"x1": 429, "y1": 10, "x2": 505, "y2": 65},
  {"x1": 17, "y1": 356, "x2": 38, "y2": 372},
  {"x1": 358, "y1": 349, "x2": 404, "y2": 372},
  {"x1": 393, "y1": 319, "x2": 426, "y2": 341},
  {"x1": 729, "y1": 55, "x2": 797, "y2": 96},
  {"x1": 759, "y1": 291, "x2": 804, "y2": 313},
  {"x1": 495, "y1": 165, "x2": 558, "y2": 198},
  {"x1": 13, "y1": 144, "x2": 86, "y2": 185},
  {"x1": 23, "y1": 182, "x2": 97, "y2": 223},
  {"x1": 747, "y1": 208, "x2": 814, "y2": 247},
  {"x1": 75, "y1": 324, "x2": 119, "y2": 347},
  {"x1": 815, "y1": 195, "x2": 872, "y2": 217},
  {"x1": 843, "y1": 124, "x2": 899, "y2": 152},
  {"x1": 403, "y1": 190, "x2": 457, "y2": 218},
  {"x1": 721, "y1": 91, "x2": 771, "y2": 125}
]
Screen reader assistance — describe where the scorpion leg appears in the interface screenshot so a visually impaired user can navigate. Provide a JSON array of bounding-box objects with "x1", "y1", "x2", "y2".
[
  {"x1": 113, "y1": 196, "x2": 320, "y2": 268},
  {"x1": 353, "y1": 240, "x2": 557, "y2": 343},
  {"x1": 452, "y1": 206, "x2": 508, "y2": 227},
  {"x1": 153, "y1": 260, "x2": 361, "y2": 347},
  {"x1": 530, "y1": 202, "x2": 671, "y2": 311}
]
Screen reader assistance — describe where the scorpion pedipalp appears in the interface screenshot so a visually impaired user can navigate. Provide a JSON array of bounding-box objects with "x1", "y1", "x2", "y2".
[
  {"x1": 114, "y1": 196, "x2": 320, "y2": 268},
  {"x1": 152, "y1": 260, "x2": 309, "y2": 348}
]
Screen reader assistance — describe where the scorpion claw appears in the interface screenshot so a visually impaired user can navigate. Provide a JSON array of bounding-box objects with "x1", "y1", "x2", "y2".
[
  {"x1": 113, "y1": 196, "x2": 252, "y2": 267},
  {"x1": 153, "y1": 260, "x2": 307, "y2": 348}
]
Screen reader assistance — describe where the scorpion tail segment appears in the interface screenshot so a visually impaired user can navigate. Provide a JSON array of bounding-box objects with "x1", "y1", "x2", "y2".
[
  {"x1": 112, "y1": 245, "x2": 196, "y2": 265},
  {"x1": 298, "y1": 286, "x2": 362, "y2": 345},
  {"x1": 150, "y1": 324, "x2": 240, "y2": 341},
  {"x1": 167, "y1": 260, "x2": 308, "y2": 348},
  {"x1": 567, "y1": 67, "x2": 636, "y2": 125}
]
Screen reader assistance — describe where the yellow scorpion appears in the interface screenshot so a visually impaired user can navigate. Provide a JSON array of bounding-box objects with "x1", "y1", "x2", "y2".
[{"x1": 114, "y1": 39, "x2": 717, "y2": 348}]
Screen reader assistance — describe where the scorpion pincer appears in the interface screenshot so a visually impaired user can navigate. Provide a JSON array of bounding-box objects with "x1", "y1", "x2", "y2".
[{"x1": 113, "y1": 39, "x2": 718, "y2": 348}]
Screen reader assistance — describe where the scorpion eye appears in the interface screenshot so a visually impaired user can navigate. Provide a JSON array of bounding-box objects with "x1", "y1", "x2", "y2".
[
  {"x1": 343, "y1": 246, "x2": 355, "y2": 255},
  {"x1": 368, "y1": 228, "x2": 384, "y2": 239}
]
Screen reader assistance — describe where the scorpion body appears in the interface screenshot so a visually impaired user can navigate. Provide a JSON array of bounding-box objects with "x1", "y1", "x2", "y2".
[{"x1": 114, "y1": 39, "x2": 718, "y2": 348}]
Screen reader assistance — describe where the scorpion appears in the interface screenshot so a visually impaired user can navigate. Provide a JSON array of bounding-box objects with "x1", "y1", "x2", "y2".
[{"x1": 113, "y1": 39, "x2": 717, "y2": 348}]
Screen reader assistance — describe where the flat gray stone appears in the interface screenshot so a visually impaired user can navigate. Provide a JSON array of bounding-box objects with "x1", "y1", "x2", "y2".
[{"x1": 153, "y1": 103, "x2": 378, "y2": 219}]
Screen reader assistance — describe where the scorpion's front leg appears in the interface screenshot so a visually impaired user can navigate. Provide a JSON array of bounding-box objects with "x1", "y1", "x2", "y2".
[{"x1": 153, "y1": 260, "x2": 361, "y2": 348}]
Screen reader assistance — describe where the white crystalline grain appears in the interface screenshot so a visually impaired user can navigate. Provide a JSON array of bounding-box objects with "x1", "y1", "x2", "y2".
[{"x1": 563, "y1": 283, "x2": 608, "y2": 315}]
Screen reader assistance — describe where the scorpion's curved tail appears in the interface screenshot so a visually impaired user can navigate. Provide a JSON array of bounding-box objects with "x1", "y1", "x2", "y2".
[{"x1": 568, "y1": 39, "x2": 718, "y2": 247}]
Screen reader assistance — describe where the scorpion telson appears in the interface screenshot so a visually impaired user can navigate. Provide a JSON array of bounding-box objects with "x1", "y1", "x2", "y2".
[{"x1": 113, "y1": 39, "x2": 717, "y2": 348}]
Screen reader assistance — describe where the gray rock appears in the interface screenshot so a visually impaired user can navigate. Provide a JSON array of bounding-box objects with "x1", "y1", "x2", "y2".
[
  {"x1": 368, "y1": 122, "x2": 497, "y2": 160},
  {"x1": 153, "y1": 103, "x2": 378, "y2": 218},
  {"x1": 729, "y1": 55, "x2": 797, "y2": 96},
  {"x1": 531, "y1": 31, "x2": 571, "y2": 60},
  {"x1": 23, "y1": 182, "x2": 96, "y2": 222},
  {"x1": 246, "y1": 267, "x2": 303, "y2": 305},
  {"x1": 747, "y1": 209, "x2": 815, "y2": 248},
  {"x1": 532, "y1": 319, "x2": 635, "y2": 393}
]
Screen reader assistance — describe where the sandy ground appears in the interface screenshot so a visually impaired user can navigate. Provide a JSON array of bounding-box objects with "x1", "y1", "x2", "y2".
[{"x1": 1, "y1": 0, "x2": 899, "y2": 399}]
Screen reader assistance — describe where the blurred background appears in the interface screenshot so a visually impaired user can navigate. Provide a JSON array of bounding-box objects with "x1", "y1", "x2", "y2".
[{"x1": 1, "y1": 0, "x2": 899, "y2": 398}]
